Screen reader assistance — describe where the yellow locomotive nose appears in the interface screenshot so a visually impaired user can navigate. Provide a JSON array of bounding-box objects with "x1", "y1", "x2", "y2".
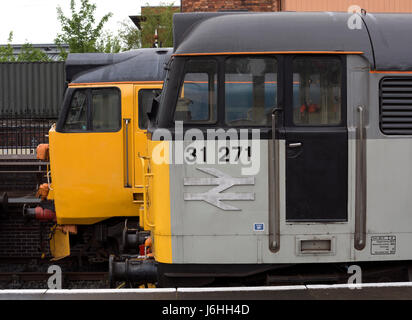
[{"x1": 40, "y1": 49, "x2": 172, "y2": 277}]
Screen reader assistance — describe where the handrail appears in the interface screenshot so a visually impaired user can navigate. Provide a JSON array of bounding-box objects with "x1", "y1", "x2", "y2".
[
  {"x1": 124, "y1": 119, "x2": 131, "y2": 188},
  {"x1": 355, "y1": 105, "x2": 367, "y2": 250},
  {"x1": 138, "y1": 152, "x2": 155, "y2": 228},
  {"x1": 144, "y1": 173, "x2": 155, "y2": 228},
  {"x1": 269, "y1": 109, "x2": 281, "y2": 253}
]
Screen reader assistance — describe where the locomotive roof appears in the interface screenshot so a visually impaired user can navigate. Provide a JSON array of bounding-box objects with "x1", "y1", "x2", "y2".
[
  {"x1": 173, "y1": 12, "x2": 412, "y2": 71},
  {"x1": 66, "y1": 48, "x2": 173, "y2": 83}
]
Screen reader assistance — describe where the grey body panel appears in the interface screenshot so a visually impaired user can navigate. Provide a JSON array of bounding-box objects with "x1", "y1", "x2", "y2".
[{"x1": 169, "y1": 140, "x2": 269, "y2": 263}]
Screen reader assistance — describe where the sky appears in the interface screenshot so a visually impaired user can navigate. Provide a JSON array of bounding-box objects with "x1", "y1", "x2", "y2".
[{"x1": 0, "y1": 0, "x2": 180, "y2": 44}]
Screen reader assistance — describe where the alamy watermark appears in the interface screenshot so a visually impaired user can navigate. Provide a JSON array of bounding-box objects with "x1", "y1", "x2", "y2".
[
  {"x1": 151, "y1": 121, "x2": 262, "y2": 176},
  {"x1": 47, "y1": 264, "x2": 62, "y2": 289},
  {"x1": 348, "y1": 264, "x2": 362, "y2": 289},
  {"x1": 347, "y1": 5, "x2": 363, "y2": 30}
]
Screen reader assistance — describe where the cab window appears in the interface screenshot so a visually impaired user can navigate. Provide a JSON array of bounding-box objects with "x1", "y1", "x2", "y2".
[
  {"x1": 225, "y1": 57, "x2": 278, "y2": 126},
  {"x1": 293, "y1": 57, "x2": 342, "y2": 125},
  {"x1": 91, "y1": 88, "x2": 121, "y2": 131},
  {"x1": 174, "y1": 59, "x2": 217, "y2": 123},
  {"x1": 63, "y1": 90, "x2": 88, "y2": 131},
  {"x1": 138, "y1": 89, "x2": 161, "y2": 130},
  {"x1": 62, "y1": 88, "x2": 121, "y2": 132}
]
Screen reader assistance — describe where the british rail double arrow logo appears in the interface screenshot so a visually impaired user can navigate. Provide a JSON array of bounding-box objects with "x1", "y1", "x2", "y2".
[{"x1": 184, "y1": 168, "x2": 255, "y2": 211}]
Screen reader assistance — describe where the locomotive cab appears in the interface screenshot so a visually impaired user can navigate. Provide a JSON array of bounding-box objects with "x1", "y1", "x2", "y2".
[
  {"x1": 141, "y1": 12, "x2": 412, "y2": 287},
  {"x1": 44, "y1": 49, "x2": 171, "y2": 261}
]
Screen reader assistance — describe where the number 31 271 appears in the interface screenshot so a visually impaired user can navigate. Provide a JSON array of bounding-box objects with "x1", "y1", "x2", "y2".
[{"x1": 185, "y1": 146, "x2": 252, "y2": 163}]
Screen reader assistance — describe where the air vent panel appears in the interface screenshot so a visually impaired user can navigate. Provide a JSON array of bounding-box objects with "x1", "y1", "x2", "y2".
[{"x1": 380, "y1": 77, "x2": 412, "y2": 135}]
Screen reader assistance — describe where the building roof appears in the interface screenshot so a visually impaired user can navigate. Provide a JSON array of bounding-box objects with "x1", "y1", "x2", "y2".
[
  {"x1": 173, "y1": 12, "x2": 412, "y2": 71},
  {"x1": 66, "y1": 48, "x2": 172, "y2": 83}
]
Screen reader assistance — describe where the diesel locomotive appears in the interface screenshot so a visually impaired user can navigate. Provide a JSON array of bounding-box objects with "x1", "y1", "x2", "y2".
[
  {"x1": 29, "y1": 48, "x2": 172, "y2": 263},
  {"x1": 112, "y1": 11, "x2": 412, "y2": 287},
  {"x1": 31, "y1": 11, "x2": 412, "y2": 287}
]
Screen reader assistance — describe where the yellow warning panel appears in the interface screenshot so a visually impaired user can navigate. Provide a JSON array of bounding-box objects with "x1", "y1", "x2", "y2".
[{"x1": 49, "y1": 226, "x2": 70, "y2": 261}]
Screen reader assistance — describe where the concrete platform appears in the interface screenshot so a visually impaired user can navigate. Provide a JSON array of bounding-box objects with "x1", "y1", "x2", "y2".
[{"x1": 1, "y1": 282, "x2": 412, "y2": 300}]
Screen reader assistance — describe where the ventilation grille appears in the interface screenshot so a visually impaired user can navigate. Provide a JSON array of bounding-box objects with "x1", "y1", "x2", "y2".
[{"x1": 380, "y1": 77, "x2": 412, "y2": 135}]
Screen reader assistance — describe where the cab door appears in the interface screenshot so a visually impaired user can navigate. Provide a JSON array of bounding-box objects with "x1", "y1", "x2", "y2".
[
  {"x1": 133, "y1": 85, "x2": 162, "y2": 188},
  {"x1": 283, "y1": 56, "x2": 348, "y2": 222}
]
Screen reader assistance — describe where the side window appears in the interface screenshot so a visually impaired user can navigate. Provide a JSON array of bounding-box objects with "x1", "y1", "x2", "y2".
[
  {"x1": 175, "y1": 59, "x2": 217, "y2": 123},
  {"x1": 63, "y1": 87, "x2": 120, "y2": 132},
  {"x1": 91, "y1": 88, "x2": 121, "y2": 131},
  {"x1": 225, "y1": 57, "x2": 278, "y2": 126},
  {"x1": 63, "y1": 90, "x2": 88, "y2": 131},
  {"x1": 293, "y1": 57, "x2": 342, "y2": 125},
  {"x1": 138, "y1": 89, "x2": 161, "y2": 130}
]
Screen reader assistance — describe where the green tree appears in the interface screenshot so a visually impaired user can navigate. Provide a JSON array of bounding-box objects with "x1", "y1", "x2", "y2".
[
  {"x1": 0, "y1": 32, "x2": 16, "y2": 62},
  {"x1": 0, "y1": 32, "x2": 51, "y2": 62},
  {"x1": 55, "y1": 0, "x2": 113, "y2": 59},
  {"x1": 140, "y1": 3, "x2": 177, "y2": 48},
  {"x1": 17, "y1": 43, "x2": 51, "y2": 62},
  {"x1": 117, "y1": 3, "x2": 177, "y2": 50},
  {"x1": 118, "y1": 20, "x2": 141, "y2": 51},
  {"x1": 96, "y1": 31, "x2": 122, "y2": 53}
]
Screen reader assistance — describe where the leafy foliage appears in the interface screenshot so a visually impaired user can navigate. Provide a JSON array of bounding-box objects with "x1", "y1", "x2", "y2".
[
  {"x1": 117, "y1": 2, "x2": 177, "y2": 50},
  {"x1": 118, "y1": 20, "x2": 141, "y2": 51},
  {"x1": 96, "y1": 31, "x2": 122, "y2": 53},
  {"x1": 54, "y1": 1, "x2": 176, "y2": 55},
  {"x1": 55, "y1": 0, "x2": 113, "y2": 59},
  {"x1": 140, "y1": 3, "x2": 177, "y2": 48},
  {"x1": 17, "y1": 43, "x2": 52, "y2": 62},
  {"x1": 0, "y1": 32, "x2": 15, "y2": 62},
  {"x1": 0, "y1": 32, "x2": 51, "y2": 62}
]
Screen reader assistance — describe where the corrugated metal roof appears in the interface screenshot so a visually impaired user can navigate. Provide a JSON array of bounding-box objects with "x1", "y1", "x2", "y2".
[{"x1": 0, "y1": 62, "x2": 65, "y2": 118}]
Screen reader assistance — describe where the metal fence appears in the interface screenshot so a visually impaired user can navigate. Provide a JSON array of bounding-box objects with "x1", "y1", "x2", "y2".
[
  {"x1": 0, "y1": 111, "x2": 55, "y2": 157},
  {"x1": 0, "y1": 62, "x2": 64, "y2": 157}
]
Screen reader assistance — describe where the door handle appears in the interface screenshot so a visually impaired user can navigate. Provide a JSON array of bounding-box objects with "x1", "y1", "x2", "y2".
[{"x1": 288, "y1": 142, "x2": 302, "y2": 148}]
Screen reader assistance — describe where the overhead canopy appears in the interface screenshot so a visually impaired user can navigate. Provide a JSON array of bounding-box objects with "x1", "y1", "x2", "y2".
[
  {"x1": 66, "y1": 48, "x2": 173, "y2": 83},
  {"x1": 173, "y1": 12, "x2": 412, "y2": 71}
]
